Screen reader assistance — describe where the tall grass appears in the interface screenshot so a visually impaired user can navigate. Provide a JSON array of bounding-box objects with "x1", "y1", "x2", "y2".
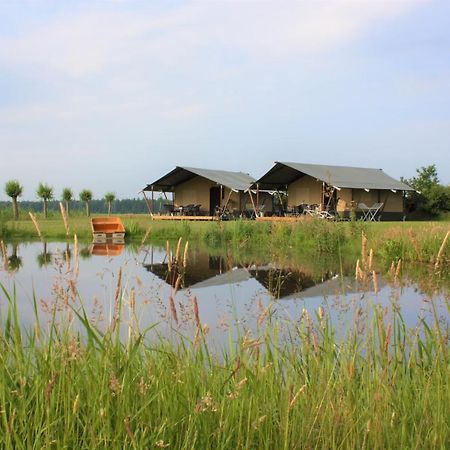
[
  {"x1": 0, "y1": 210, "x2": 10, "y2": 239},
  {"x1": 0, "y1": 279, "x2": 448, "y2": 448}
]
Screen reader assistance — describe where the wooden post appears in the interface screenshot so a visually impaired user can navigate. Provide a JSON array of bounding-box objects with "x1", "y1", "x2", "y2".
[
  {"x1": 275, "y1": 190, "x2": 284, "y2": 216},
  {"x1": 248, "y1": 189, "x2": 258, "y2": 218},
  {"x1": 151, "y1": 188, "x2": 154, "y2": 214},
  {"x1": 142, "y1": 190, "x2": 153, "y2": 216},
  {"x1": 321, "y1": 182, "x2": 325, "y2": 211},
  {"x1": 221, "y1": 189, "x2": 233, "y2": 216},
  {"x1": 325, "y1": 186, "x2": 335, "y2": 210},
  {"x1": 256, "y1": 183, "x2": 260, "y2": 215}
]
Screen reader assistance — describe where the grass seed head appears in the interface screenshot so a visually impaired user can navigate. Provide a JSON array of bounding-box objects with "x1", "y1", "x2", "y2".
[{"x1": 289, "y1": 384, "x2": 307, "y2": 410}]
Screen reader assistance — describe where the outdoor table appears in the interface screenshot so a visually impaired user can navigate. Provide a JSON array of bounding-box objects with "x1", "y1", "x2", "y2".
[{"x1": 358, "y1": 203, "x2": 383, "y2": 221}]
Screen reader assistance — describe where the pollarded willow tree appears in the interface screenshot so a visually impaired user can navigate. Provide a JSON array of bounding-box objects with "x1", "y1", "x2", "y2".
[
  {"x1": 104, "y1": 192, "x2": 116, "y2": 216},
  {"x1": 4, "y1": 180, "x2": 23, "y2": 220},
  {"x1": 62, "y1": 188, "x2": 73, "y2": 216},
  {"x1": 79, "y1": 189, "x2": 93, "y2": 217},
  {"x1": 36, "y1": 183, "x2": 54, "y2": 219}
]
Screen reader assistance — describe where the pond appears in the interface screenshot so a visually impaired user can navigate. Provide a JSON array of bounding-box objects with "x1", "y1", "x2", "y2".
[{"x1": 0, "y1": 241, "x2": 448, "y2": 346}]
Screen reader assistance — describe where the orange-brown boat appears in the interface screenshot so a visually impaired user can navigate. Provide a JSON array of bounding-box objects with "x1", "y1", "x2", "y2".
[{"x1": 91, "y1": 217, "x2": 125, "y2": 242}]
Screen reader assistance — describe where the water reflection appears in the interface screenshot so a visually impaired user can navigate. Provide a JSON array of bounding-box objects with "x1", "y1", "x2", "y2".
[
  {"x1": 248, "y1": 265, "x2": 326, "y2": 299},
  {"x1": 0, "y1": 241, "x2": 448, "y2": 341},
  {"x1": 37, "y1": 242, "x2": 53, "y2": 268},
  {"x1": 79, "y1": 246, "x2": 92, "y2": 260},
  {"x1": 91, "y1": 243, "x2": 125, "y2": 257},
  {"x1": 144, "y1": 253, "x2": 236, "y2": 289},
  {"x1": 142, "y1": 249, "x2": 340, "y2": 299},
  {"x1": 5, "y1": 244, "x2": 23, "y2": 272}
]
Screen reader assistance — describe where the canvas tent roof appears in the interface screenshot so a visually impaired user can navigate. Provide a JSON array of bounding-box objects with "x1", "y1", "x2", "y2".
[
  {"x1": 256, "y1": 162, "x2": 414, "y2": 191},
  {"x1": 144, "y1": 166, "x2": 256, "y2": 192}
]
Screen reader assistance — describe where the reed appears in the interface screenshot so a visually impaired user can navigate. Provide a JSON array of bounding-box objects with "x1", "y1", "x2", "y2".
[
  {"x1": 28, "y1": 211, "x2": 43, "y2": 241},
  {"x1": 0, "y1": 279, "x2": 447, "y2": 449},
  {"x1": 0, "y1": 223, "x2": 448, "y2": 449},
  {"x1": 59, "y1": 201, "x2": 70, "y2": 236},
  {"x1": 435, "y1": 230, "x2": 449, "y2": 270}
]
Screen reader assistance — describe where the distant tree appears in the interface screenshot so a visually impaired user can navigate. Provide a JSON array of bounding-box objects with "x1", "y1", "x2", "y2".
[
  {"x1": 402, "y1": 165, "x2": 450, "y2": 217},
  {"x1": 36, "y1": 183, "x2": 54, "y2": 219},
  {"x1": 402, "y1": 165, "x2": 440, "y2": 193},
  {"x1": 104, "y1": 192, "x2": 116, "y2": 216},
  {"x1": 4, "y1": 180, "x2": 23, "y2": 220},
  {"x1": 79, "y1": 189, "x2": 93, "y2": 217},
  {"x1": 62, "y1": 188, "x2": 73, "y2": 215}
]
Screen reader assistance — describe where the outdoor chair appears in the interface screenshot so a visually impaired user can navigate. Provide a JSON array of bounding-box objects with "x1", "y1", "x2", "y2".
[
  {"x1": 304, "y1": 204, "x2": 319, "y2": 217},
  {"x1": 244, "y1": 208, "x2": 256, "y2": 219},
  {"x1": 162, "y1": 204, "x2": 175, "y2": 215},
  {"x1": 183, "y1": 204, "x2": 195, "y2": 216},
  {"x1": 193, "y1": 204, "x2": 201, "y2": 216},
  {"x1": 317, "y1": 209, "x2": 337, "y2": 220},
  {"x1": 284, "y1": 206, "x2": 296, "y2": 217},
  {"x1": 357, "y1": 203, "x2": 370, "y2": 221}
]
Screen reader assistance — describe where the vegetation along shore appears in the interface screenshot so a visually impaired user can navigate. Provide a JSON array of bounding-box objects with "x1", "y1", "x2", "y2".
[{"x1": 1, "y1": 212, "x2": 449, "y2": 265}]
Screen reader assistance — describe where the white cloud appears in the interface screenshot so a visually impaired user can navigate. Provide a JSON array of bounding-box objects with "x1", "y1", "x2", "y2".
[
  {"x1": 0, "y1": 1, "x2": 425, "y2": 77},
  {"x1": 0, "y1": 1, "x2": 426, "y2": 126}
]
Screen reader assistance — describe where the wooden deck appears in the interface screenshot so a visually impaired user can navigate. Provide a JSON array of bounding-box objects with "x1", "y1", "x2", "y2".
[
  {"x1": 256, "y1": 216, "x2": 310, "y2": 222},
  {"x1": 152, "y1": 215, "x2": 216, "y2": 221}
]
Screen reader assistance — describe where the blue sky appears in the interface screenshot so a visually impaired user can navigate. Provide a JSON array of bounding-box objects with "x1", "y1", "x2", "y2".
[{"x1": 0, "y1": 1, "x2": 449, "y2": 200}]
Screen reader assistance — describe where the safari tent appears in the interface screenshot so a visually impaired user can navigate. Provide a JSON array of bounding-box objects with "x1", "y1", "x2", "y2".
[
  {"x1": 256, "y1": 162, "x2": 414, "y2": 220},
  {"x1": 143, "y1": 166, "x2": 256, "y2": 217}
]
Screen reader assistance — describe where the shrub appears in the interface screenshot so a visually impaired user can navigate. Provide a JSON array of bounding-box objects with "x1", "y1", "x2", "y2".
[{"x1": 379, "y1": 239, "x2": 404, "y2": 263}]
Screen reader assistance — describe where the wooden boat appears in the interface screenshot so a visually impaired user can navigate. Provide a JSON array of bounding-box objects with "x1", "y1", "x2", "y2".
[{"x1": 91, "y1": 217, "x2": 125, "y2": 242}]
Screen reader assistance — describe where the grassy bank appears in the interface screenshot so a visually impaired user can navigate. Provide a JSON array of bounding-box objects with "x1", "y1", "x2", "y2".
[
  {"x1": 1, "y1": 214, "x2": 449, "y2": 266},
  {"x1": 0, "y1": 286, "x2": 448, "y2": 448}
]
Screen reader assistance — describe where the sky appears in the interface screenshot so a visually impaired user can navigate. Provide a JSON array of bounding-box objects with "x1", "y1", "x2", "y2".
[{"x1": 0, "y1": 0, "x2": 449, "y2": 200}]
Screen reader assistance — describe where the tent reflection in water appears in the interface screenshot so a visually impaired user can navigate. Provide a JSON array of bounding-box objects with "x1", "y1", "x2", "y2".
[
  {"x1": 142, "y1": 246, "x2": 343, "y2": 299},
  {"x1": 143, "y1": 251, "x2": 233, "y2": 289}
]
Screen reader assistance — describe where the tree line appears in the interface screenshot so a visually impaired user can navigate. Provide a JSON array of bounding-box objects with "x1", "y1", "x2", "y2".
[
  {"x1": 2, "y1": 181, "x2": 166, "y2": 219},
  {"x1": 2, "y1": 165, "x2": 449, "y2": 220}
]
